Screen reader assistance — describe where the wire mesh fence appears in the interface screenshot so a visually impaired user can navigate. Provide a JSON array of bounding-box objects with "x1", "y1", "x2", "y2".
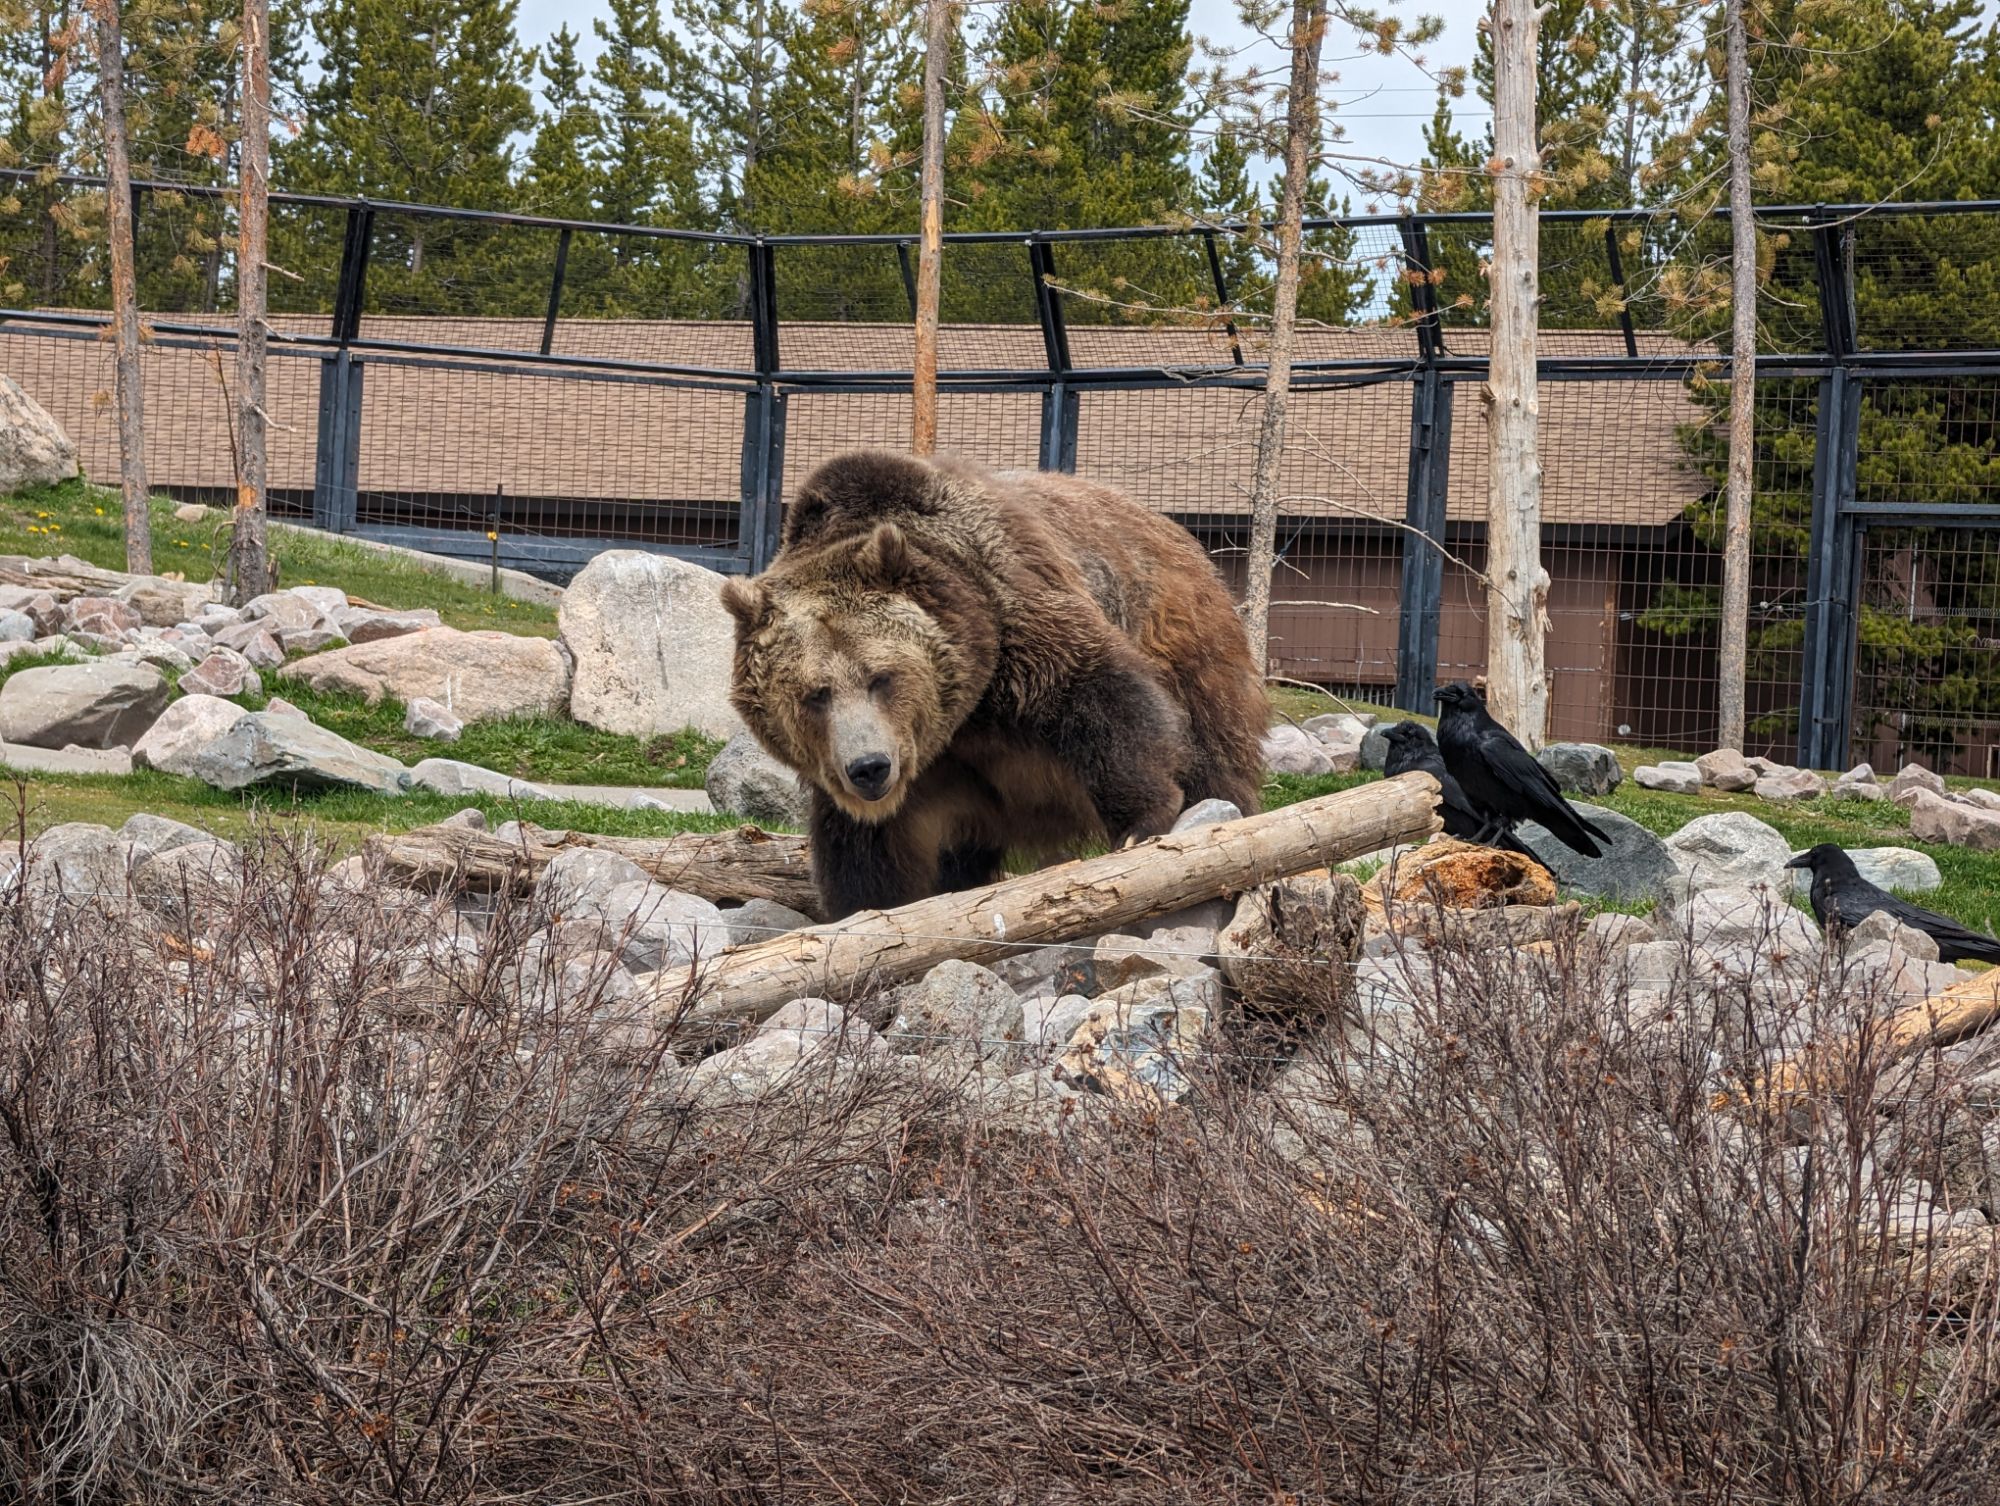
[{"x1": 6, "y1": 170, "x2": 2000, "y2": 770}]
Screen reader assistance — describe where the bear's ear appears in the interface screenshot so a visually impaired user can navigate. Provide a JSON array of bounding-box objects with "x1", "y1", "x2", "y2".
[
  {"x1": 719, "y1": 577, "x2": 772, "y2": 631},
  {"x1": 853, "y1": 522, "x2": 909, "y2": 586}
]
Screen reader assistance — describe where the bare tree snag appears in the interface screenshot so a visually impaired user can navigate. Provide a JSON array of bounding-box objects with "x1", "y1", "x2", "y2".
[
  {"x1": 229, "y1": 0, "x2": 274, "y2": 603},
  {"x1": 1483, "y1": 0, "x2": 1550, "y2": 748},
  {"x1": 654, "y1": 774, "x2": 1443, "y2": 1029},
  {"x1": 1240, "y1": 0, "x2": 1326, "y2": 680},
  {"x1": 91, "y1": 0, "x2": 151, "y2": 576},
  {"x1": 366, "y1": 823, "x2": 820, "y2": 915},
  {"x1": 1718, "y1": 971, "x2": 2000, "y2": 1116},
  {"x1": 1717, "y1": 0, "x2": 1757, "y2": 753},
  {"x1": 910, "y1": 0, "x2": 950, "y2": 456}
]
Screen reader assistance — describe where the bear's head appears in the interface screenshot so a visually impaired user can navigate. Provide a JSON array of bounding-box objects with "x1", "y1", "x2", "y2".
[{"x1": 721, "y1": 521, "x2": 996, "y2": 823}]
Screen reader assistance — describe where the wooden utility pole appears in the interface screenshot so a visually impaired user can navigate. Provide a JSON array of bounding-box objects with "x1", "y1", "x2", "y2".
[
  {"x1": 1482, "y1": 0, "x2": 1550, "y2": 747},
  {"x1": 911, "y1": 0, "x2": 950, "y2": 456},
  {"x1": 92, "y1": 0, "x2": 152, "y2": 575},
  {"x1": 1717, "y1": 0, "x2": 1756, "y2": 753},
  {"x1": 229, "y1": 0, "x2": 274, "y2": 602},
  {"x1": 1240, "y1": 0, "x2": 1326, "y2": 680}
]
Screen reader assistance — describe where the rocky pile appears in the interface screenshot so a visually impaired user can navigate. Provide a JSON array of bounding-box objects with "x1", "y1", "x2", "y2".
[{"x1": 1261, "y1": 711, "x2": 1378, "y2": 776}]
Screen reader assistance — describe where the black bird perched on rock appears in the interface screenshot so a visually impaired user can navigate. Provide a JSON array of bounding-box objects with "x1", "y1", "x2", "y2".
[
  {"x1": 1433, "y1": 681, "x2": 1611, "y2": 858},
  {"x1": 1381, "y1": 721, "x2": 1546, "y2": 866},
  {"x1": 1785, "y1": 842, "x2": 2000, "y2": 965}
]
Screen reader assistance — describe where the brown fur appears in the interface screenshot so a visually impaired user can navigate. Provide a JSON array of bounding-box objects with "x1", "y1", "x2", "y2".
[{"x1": 722, "y1": 449, "x2": 1266, "y2": 918}]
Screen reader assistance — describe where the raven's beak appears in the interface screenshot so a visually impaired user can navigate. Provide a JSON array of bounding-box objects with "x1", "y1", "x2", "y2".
[
  {"x1": 1432, "y1": 687, "x2": 1447, "y2": 702},
  {"x1": 1783, "y1": 852, "x2": 1810, "y2": 870}
]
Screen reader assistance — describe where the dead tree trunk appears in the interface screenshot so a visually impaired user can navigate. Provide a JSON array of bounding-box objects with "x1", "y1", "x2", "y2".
[
  {"x1": 910, "y1": 0, "x2": 950, "y2": 456},
  {"x1": 366, "y1": 823, "x2": 820, "y2": 915},
  {"x1": 655, "y1": 774, "x2": 1442, "y2": 1029},
  {"x1": 229, "y1": 0, "x2": 274, "y2": 603},
  {"x1": 1483, "y1": 0, "x2": 1550, "y2": 747},
  {"x1": 1717, "y1": 0, "x2": 1757, "y2": 753},
  {"x1": 92, "y1": 0, "x2": 151, "y2": 575},
  {"x1": 1240, "y1": 0, "x2": 1325, "y2": 680}
]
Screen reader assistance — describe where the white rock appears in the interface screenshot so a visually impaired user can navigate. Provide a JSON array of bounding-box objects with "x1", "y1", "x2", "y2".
[
  {"x1": 560, "y1": 551, "x2": 743, "y2": 740},
  {"x1": 403, "y1": 697, "x2": 464, "y2": 742},
  {"x1": 0, "y1": 610, "x2": 37, "y2": 643},
  {"x1": 591, "y1": 880, "x2": 728, "y2": 970},
  {"x1": 409, "y1": 757, "x2": 548, "y2": 802},
  {"x1": 1261, "y1": 724, "x2": 1334, "y2": 776},
  {"x1": 1172, "y1": 798, "x2": 1242, "y2": 832},
  {"x1": 132, "y1": 694, "x2": 410, "y2": 794},
  {"x1": 1695, "y1": 747, "x2": 1758, "y2": 792},
  {"x1": 887, "y1": 959, "x2": 1026, "y2": 1066},
  {"x1": 703, "y1": 731, "x2": 808, "y2": 826},
  {"x1": 1909, "y1": 788, "x2": 2000, "y2": 852},
  {"x1": 1666, "y1": 810, "x2": 1795, "y2": 897},
  {"x1": 178, "y1": 649, "x2": 261, "y2": 699},
  {"x1": 337, "y1": 606, "x2": 441, "y2": 643},
  {"x1": 280, "y1": 628, "x2": 571, "y2": 723},
  {"x1": 0, "y1": 660, "x2": 168, "y2": 749},
  {"x1": 1634, "y1": 761, "x2": 1701, "y2": 794},
  {"x1": 1755, "y1": 767, "x2": 1826, "y2": 803},
  {"x1": 1889, "y1": 764, "x2": 1948, "y2": 808},
  {"x1": 0, "y1": 373, "x2": 79, "y2": 493}
]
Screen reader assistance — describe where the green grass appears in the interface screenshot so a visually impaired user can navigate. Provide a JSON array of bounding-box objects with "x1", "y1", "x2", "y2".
[
  {"x1": 244, "y1": 681, "x2": 721, "y2": 790},
  {"x1": 1, "y1": 479, "x2": 558, "y2": 636},
  {"x1": 0, "y1": 766, "x2": 738, "y2": 852}
]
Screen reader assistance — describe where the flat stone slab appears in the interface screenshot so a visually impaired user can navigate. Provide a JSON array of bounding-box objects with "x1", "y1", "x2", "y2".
[
  {"x1": 0, "y1": 740, "x2": 134, "y2": 775},
  {"x1": 541, "y1": 782, "x2": 713, "y2": 814}
]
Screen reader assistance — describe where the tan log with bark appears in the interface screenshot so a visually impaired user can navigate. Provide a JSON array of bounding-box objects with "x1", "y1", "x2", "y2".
[
  {"x1": 1716, "y1": 0, "x2": 1758, "y2": 752},
  {"x1": 1717, "y1": 971, "x2": 2000, "y2": 1113},
  {"x1": 230, "y1": 0, "x2": 275, "y2": 602},
  {"x1": 910, "y1": 0, "x2": 950, "y2": 457},
  {"x1": 1240, "y1": 0, "x2": 1326, "y2": 679},
  {"x1": 366, "y1": 823, "x2": 819, "y2": 915},
  {"x1": 653, "y1": 773, "x2": 1443, "y2": 1028},
  {"x1": 1484, "y1": 0, "x2": 1551, "y2": 747}
]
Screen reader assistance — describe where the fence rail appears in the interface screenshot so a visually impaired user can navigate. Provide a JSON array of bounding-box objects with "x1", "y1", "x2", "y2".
[{"x1": 7, "y1": 172, "x2": 2000, "y2": 774}]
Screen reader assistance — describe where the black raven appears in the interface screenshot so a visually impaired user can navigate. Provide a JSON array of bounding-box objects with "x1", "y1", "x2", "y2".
[
  {"x1": 1381, "y1": 721, "x2": 1552, "y2": 869},
  {"x1": 1433, "y1": 681, "x2": 1611, "y2": 858},
  {"x1": 1785, "y1": 843, "x2": 2000, "y2": 965}
]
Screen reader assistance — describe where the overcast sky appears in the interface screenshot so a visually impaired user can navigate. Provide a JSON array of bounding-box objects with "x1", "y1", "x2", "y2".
[{"x1": 512, "y1": 0, "x2": 1497, "y2": 197}]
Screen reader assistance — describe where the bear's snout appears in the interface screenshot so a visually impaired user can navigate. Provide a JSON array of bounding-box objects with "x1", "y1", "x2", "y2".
[{"x1": 843, "y1": 752, "x2": 895, "y2": 801}]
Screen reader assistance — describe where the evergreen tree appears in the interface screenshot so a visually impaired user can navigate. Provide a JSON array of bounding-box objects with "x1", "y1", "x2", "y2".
[
  {"x1": 1195, "y1": 121, "x2": 1259, "y2": 295},
  {"x1": 287, "y1": 0, "x2": 536, "y2": 312},
  {"x1": 521, "y1": 23, "x2": 596, "y2": 220},
  {"x1": 661, "y1": 0, "x2": 787, "y2": 228}
]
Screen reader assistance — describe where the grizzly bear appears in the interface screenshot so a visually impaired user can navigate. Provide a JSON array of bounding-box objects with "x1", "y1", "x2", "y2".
[{"x1": 720, "y1": 450, "x2": 1266, "y2": 919}]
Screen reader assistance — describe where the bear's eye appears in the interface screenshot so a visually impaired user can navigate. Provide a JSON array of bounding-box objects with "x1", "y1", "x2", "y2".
[
  {"x1": 868, "y1": 672, "x2": 893, "y2": 696},
  {"x1": 804, "y1": 687, "x2": 832, "y2": 712}
]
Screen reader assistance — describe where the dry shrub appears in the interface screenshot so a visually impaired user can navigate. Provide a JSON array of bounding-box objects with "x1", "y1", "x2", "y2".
[{"x1": 2, "y1": 832, "x2": 1999, "y2": 1502}]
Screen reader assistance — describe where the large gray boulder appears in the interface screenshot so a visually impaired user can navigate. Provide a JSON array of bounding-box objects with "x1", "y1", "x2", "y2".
[
  {"x1": 1848, "y1": 846, "x2": 1944, "y2": 894},
  {"x1": 1261, "y1": 724, "x2": 1334, "y2": 776},
  {"x1": 132, "y1": 694, "x2": 410, "y2": 795},
  {"x1": 0, "y1": 660, "x2": 168, "y2": 749},
  {"x1": 0, "y1": 374, "x2": 78, "y2": 494},
  {"x1": 1909, "y1": 788, "x2": 2000, "y2": 852},
  {"x1": 280, "y1": 627, "x2": 571, "y2": 723},
  {"x1": 1517, "y1": 802, "x2": 1676, "y2": 904},
  {"x1": 704, "y1": 732, "x2": 809, "y2": 827},
  {"x1": 1665, "y1": 810, "x2": 1794, "y2": 898},
  {"x1": 560, "y1": 551, "x2": 742, "y2": 740},
  {"x1": 1536, "y1": 742, "x2": 1622, "y2": 796},
  {"x1": 887, "y1": 959, "x2": 1027, "y2": 1067}
]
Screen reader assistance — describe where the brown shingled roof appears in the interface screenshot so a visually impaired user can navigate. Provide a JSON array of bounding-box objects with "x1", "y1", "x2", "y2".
[{"x1": 2, "y1": 316, "x2": 1711, "y2": 531}]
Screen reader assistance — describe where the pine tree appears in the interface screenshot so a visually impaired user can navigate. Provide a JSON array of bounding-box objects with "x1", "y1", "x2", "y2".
[
  {"x1": 661, "y1": 0, "x2": 787, "y2": 229},
  {"x1": 521, "y1": 23, "x2": 596, "y2": 220},
  {"x1": 579, "y1": 0, "x2": 710, "y2": 315}
]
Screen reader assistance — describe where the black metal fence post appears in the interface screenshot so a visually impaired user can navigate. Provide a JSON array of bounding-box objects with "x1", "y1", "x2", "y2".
[
  {"x1": 312, "y1": 201, "x2": 373, "y2": 534},
  {"x1": 1030, "y1": 238, "x2": 1076, "y2": 472},
  {"x1": 1394, "y1": 213, "x2": 1450, "y2": 712},
  {"x1": 742, "y1": 239, "x2": 783, "y2": 572},
  {"x1": 540, "y1": 226, "x2": 572, "y2": 357},
  {"x1": 1797, "y1": 206, "x2": 1862, "y2": 769}
]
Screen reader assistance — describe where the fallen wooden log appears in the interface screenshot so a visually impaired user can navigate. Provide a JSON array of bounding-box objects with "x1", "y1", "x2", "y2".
[
  {"x1": 1715, "y1": 970, "x2": 2000, "y2": 1114},
  {"x1": 366, "y1": 821, "x2": 821, "y2": 916},
  {"x1": 653, "y1": 774, "x2": 1442, "y2": 1029}
]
